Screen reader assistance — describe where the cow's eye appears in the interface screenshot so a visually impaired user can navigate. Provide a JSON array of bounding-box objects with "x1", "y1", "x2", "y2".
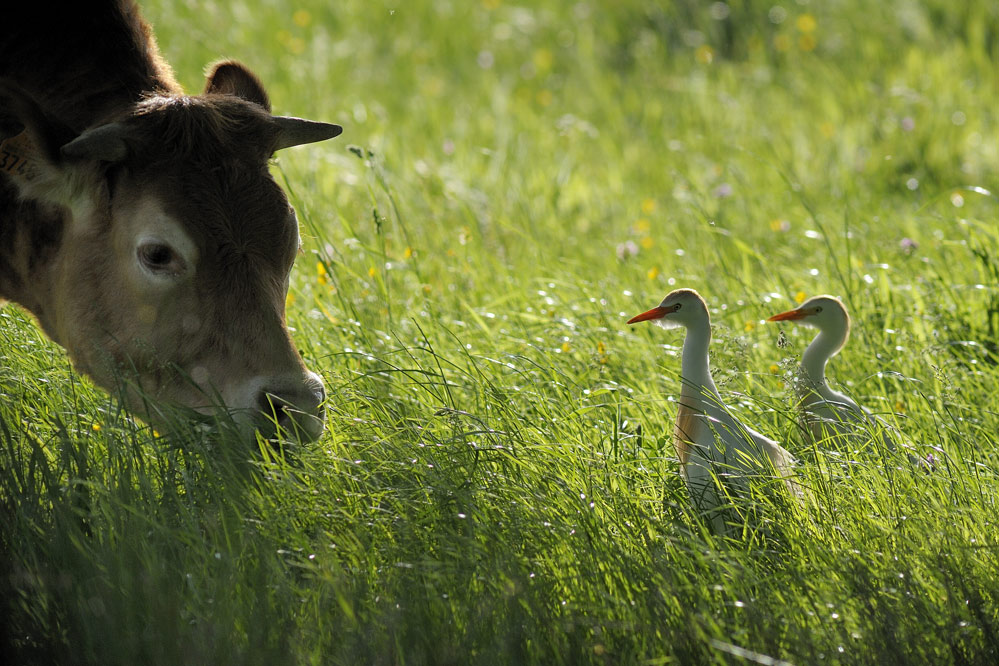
[{"x1": 138, "y1": 242, "x2": 181, "y2": 273}]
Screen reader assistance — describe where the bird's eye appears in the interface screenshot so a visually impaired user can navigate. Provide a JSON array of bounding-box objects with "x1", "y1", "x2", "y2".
[
  {"x1": 815, "y1": 306, "x2": 823, "y2": 313},
  {"x1": 674, "y1": 303, "x2": 682, "y2": 311}
]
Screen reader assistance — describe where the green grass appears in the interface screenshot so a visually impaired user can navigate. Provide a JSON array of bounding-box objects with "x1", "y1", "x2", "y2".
[{"x1": 2, "y1": 0, "x2": 999, "y2": 663}]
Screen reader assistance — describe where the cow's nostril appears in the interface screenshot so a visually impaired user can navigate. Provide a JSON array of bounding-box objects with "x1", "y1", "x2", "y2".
[{"x1": 257, "y1": 383, "x2": 325, "y2": 442}]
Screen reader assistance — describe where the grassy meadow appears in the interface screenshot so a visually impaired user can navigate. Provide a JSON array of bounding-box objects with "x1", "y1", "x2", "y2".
[{"x1": 2, "y1": 0, "x2": 999, "y2": 663}]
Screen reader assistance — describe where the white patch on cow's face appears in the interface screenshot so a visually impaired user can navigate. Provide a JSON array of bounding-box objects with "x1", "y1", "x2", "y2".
[
  {"x1": 126, "y1": 198, "x2": 198, "y2": 286},
  {"x1": 111, "y1": 195, "x2": 201, "y2": 350},
  {"x1": 52, "y1": 191, "x2": 203, "y2": 401}
]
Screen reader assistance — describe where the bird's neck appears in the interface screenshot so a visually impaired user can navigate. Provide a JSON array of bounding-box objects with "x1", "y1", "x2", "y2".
[
  {"x1": 681, "y1": 319, "x2": 717, "y2": 397},
  {"x1": 800, "y1": 329, "x2": 844, "y2": 387}
]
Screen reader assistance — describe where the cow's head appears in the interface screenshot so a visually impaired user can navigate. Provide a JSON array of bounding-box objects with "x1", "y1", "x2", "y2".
[{"x1": 1, "y1": 62, "x2": 341, "y2": 442}]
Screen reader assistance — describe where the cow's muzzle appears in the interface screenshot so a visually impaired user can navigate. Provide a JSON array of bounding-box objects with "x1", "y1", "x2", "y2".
[{"x1": 255, "y1": 371, "x2": 326, "y2": 442}]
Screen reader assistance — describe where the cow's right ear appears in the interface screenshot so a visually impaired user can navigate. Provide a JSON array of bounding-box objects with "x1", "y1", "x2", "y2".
[
  {"x1": 0, "y1": 81, "x2": 113, "y2": 209},
  {"x1": 0, "y1": 81, "x2": 75, "y2": 161},
  {"x1": 0, "y1": 81, "x2": 73, "y2": 192}
]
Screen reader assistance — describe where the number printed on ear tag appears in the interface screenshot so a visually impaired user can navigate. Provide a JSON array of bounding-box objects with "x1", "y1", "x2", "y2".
[{"x1": 0, "y1": 132, "x2": 35, "y2": 179}]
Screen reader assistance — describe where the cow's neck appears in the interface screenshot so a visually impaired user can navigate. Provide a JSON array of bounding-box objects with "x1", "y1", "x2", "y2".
[{"x1": 0, "y1": 1, "x2": 180, "y2": 130}]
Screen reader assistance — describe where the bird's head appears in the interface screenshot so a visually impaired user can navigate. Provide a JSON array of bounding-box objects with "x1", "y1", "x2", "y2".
[
  {"x1": 767, "y1": 295, "x2": 850, "y2": 336},
  {"x1": 627, "y1": 288, "x2": 709, "y2": 330}
]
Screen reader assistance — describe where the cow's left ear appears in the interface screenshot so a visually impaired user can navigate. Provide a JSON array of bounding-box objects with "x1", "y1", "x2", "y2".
[{"x1": 204, "y1": 60, "x2": 271, "y2": 112}]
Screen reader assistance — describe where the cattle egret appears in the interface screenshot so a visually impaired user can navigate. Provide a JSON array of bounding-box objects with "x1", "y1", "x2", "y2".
[
  {"x1": 767, "y1": 295, "x2": 921, "y2": 464},
  {"x1": 628, "y1": 288, "x2": 798, "y2": 531}
]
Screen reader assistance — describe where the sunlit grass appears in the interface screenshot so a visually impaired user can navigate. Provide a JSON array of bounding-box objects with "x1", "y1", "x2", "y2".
[{"x1": 2, "y1": 0, "x2": 999, "y2": 663}]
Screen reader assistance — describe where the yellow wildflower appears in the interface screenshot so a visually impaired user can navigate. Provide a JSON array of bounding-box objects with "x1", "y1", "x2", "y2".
[
  {"x1": 796, "y1": 14, "x2": 817, "y2": 33},
  {"x1": 647, "y1": 266, "x2": 660, "y2": 280},
  {"x1": 317, "y1": 301, "x2": 338, "y2": 324},
  {"x1": 533, "y1": 48, "x2": 553, "y2": 72}
]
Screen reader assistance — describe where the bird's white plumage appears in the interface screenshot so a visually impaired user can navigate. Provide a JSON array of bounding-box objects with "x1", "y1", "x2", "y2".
[
  {"x1": 768, "y1": 295, "x2": 920, "y2": 463},
  {"x1": 629, "y1": 288, "x2": 798, "y2": 531}
]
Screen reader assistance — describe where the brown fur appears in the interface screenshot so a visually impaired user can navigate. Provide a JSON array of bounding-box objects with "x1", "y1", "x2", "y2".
[{"x1": 0, "y1": 1, "x2": 334, "y2": 437}]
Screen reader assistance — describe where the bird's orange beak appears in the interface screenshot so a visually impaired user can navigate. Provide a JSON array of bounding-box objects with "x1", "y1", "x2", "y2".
[
  {"x1": 767, "y1": 308, "x2": 808, "y2": 322},
  {"x1": 627, "y1": 306, "x2": 669, "y2": 324}
]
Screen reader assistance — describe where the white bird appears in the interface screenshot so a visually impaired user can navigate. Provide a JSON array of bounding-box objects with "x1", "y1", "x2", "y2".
[
  {"x1": 628, "y1": 288, "x2": 798, "y2": 530},
  {"x1": 766, "y1": 295, "x2": 919, "y2": 463}
]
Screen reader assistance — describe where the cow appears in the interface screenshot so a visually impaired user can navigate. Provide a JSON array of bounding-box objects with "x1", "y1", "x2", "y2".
[{"x1": 0, "y1": 2, "x2": 342, "y2": 442}]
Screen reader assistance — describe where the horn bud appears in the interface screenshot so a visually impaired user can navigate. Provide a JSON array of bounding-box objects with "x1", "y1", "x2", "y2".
[{"x1": 272, "y1": 116, "x2": 342, "y2": 151}]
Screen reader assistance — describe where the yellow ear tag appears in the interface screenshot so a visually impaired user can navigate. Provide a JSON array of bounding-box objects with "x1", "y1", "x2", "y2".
[{"x1": 0, "y1": 132, "x2": 35, "y2": 179}]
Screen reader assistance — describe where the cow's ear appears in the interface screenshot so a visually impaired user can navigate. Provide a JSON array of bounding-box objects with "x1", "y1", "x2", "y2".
[
  {"x1": 204, "y1": 60, "x2": 271, "y2": 112},
  {"x1": 0, "y1": 81, "x2": 106, "y2": 207}
]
